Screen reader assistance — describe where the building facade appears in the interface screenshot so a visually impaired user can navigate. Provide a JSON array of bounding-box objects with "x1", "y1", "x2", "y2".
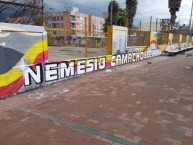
[{"x1": 47, "y1": 7, "x2": 105, "y2": 38}]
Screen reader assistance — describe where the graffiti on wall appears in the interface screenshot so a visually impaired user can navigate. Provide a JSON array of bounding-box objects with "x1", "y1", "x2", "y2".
[
  {"x1": 0, "y1": 23, "x2": 48, "y2": 98},
  {"x1": 0, "y1": 23, "x2": 192, "y2": 99},
  {"x1": 24, "y1": 50, "x2": 162, "y2": 86}
]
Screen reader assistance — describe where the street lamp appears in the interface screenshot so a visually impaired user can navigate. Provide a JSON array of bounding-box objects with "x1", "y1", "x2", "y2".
[{"x1": 189, "y1": 0, "x2": 193, "y2": 32}]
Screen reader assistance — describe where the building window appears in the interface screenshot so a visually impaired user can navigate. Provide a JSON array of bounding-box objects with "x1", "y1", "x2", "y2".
[
  {"x1": 52, "y1": 17, "x2": 56, "y2": 21},
  {"x1": 61, "y1": 16, "x2": 63, "y2": 21},
  {"x1": 53, "y1": 23, "x2": 56, "y2": 28},
  {"x1": 57, "y1": 16, "x2": 59, "y2": 21}
]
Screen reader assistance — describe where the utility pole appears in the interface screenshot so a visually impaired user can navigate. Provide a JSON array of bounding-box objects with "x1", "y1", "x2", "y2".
[
  {"x1": 156, "y1": 18, "x2": 158, "y2": 32},
  {"x1": 41, "y1": 0, "x2": 45, "y2": 27},
  {"x1": 110, "y1": 0, "x2": 113, "y2": 25},
  {"x1": 139, "y1": 21, "x2": 141, "y2": 30},
  {"x1": 150, "y1": 16, "x2": 152, "y2": 31},
  {"x1": 189, "y1": 0, "x2": 193, "y2": 32},
  {"x1": 85, "y1": 17, "x2": 88, "y2": 58}
]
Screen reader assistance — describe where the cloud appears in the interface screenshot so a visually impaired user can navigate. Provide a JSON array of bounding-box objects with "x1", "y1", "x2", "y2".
[{"x1": 46, "y1": 0, "x2": 192, "y2": 25}]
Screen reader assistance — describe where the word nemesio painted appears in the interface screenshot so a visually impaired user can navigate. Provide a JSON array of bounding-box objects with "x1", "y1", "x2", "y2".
[{"x1": 24, "y1": 50, "x2": 161, "y2": 86}]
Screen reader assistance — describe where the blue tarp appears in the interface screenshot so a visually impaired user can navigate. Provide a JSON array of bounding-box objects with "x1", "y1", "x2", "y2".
[{"x1": 189, "y1": 31, "x2": 193, "y2": 36}]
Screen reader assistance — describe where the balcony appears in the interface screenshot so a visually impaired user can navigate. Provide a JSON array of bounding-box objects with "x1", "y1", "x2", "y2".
[
  {"x1": 70, "y1": 19, "x2": 76, "y2": 23},
  {"x1": 71, "y1": 27, "x2": 76, "y2": 30}
]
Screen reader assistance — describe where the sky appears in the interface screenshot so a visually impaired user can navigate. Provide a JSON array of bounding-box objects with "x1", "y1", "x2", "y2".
[{"x1": 46, "y1": 0, "x2": 192, "y2": 26}]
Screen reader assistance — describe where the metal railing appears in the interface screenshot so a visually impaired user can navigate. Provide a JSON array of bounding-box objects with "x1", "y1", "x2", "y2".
[
  {"x1": 127, "y1": 29, "x2": 150, "y2": 46},
  {"x1": 173, "y1": 34, "x2": 180, "y2": 43},
  {"x1": 157, "y1": 32, "x2": 168, "y2": 45},
  {"x1": 46, "y1": 26, "x2": 108, "y2": 61}
]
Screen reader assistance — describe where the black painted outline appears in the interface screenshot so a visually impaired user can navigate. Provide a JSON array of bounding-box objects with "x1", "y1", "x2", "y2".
[
  {"x1": 121, "y1": 53, "x2": 128, "y2": 65},
  {"x1": 128, "y1": 53, "x2": 133, "y2": 63},
  {"x1": 86, "y1": 58, "x2": 95, "y2": 73},
  {"x1": 24, "y1": 64, "x2": 43, "y2": 86},
  {"x1": 116, "y1": 54, "x2": 122, "y2": 66},
  {"x1": 45, "y1": 62, "x2": 59, "y2": 82},
  {"x1": 60, "y1": 60, "x2": 75, "y2": 79},
  {"x1": 94, "y1": 58, "x2": 98, "y2": 71},
  {"x1": 111, "y1": 55, "x2": 117, "y2": 67},
  {"x1": 77, "y1": 59, "x2": 86, "y2": 75},
  {"x1": 98, "y1": 56, "x2": 106, "y2": 70}
]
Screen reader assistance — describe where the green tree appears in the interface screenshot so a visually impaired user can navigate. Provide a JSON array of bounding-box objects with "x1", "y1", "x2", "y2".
[
  {"x1": 169, "y1": 0, "x2": 182, "y2": 24},
  {"x1": 118, "y1": 8, "x2": 126, "y2": 26},
  {"x1": 126, "y1": 0, "x2": 138, "y2": 28},
  {"x1": 108, "y1": 0, "x2": 120, "y2": 25}
]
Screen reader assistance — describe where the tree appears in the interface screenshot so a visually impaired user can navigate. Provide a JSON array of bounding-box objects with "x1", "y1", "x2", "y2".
[
  {"x1": 118, "y1": 8, "x2": 126, "y2": 26},
  {"x1": 108, "y1": 0, "x2": 120, "y2": 25},
  {"x1": 0, "y1": 0, "x2": 45, "y2": 26},
  {"x1": 126, "y1": 0, "x2": 138, "y2": 28},
  {"x1": 104, "y1": 3, "x2": 126, "y2": 32},
  {"x1": 168, "y1": 0, "x2": 182, "y2": 24}
]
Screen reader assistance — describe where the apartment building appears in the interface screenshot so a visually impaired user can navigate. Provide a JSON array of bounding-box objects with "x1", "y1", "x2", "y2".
[{"x1": 47, "y1": 7, "x2": 105, "y2": 38}]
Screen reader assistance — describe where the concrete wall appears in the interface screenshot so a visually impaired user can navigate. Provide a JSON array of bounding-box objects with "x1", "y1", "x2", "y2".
[
  {"x1": 0, "y1": 24, "x2": 192, "y2": 99},
  {"x1": 0, "y1": 23, "x2": 48, "y2": 98}
]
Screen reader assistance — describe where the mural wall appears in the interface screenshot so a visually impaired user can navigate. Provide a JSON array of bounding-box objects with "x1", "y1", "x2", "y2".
[
  {"x1": 0, "y1": 23, "x2": 192, "y2": 99},
  {"x1": 0, "y1": 23, "x2": 48, "y2": 98},
  {"x1": 24, "y1": 51, "x2": 161, "y2": 88}
]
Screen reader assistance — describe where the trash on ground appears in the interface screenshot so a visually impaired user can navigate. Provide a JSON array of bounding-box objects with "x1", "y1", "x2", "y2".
[
  {"x1": 187, "y1": 54, "x2": 193, "y2": 57},
  {"x1": 105, "y1": 69, "x2": 112, "y2": 73}
]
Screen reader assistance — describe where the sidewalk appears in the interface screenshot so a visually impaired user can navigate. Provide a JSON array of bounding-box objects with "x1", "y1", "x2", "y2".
[{"x1": 0, "y1": 50, "x2": 193, "y2": 145}]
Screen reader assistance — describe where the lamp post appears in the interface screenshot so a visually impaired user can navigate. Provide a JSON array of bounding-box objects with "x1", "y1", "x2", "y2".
[
  {"x1": 41, "y1": 0, "x2": 45, "y2": 27},
  {"x1": 189, "y1": 0, "x2": 193, "y2": 32},
  {"x1": 150, "y1": 16, "x2": 152, "y2": 31}
]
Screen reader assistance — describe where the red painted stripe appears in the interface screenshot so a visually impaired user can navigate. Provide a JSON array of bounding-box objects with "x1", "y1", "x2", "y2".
[
  {"x1": 150, "y1": 40, "x2": 157, "y2": 45},
  {"x1": 0, "y1": 50, "x2": 47, "y2": 98},
  {"x1": 32, "y1": 50, "x2": 48, "y2": 70},
  {"x1": 143, "y1": 46, "x2": 149, "y2": 51},
  {"x1": 106, "y1": 61, "x2": 111, "y2": 67},
  {"x1": 0, "y1": 77, "x2": 24, "y2": 99},
  {"x1": 33, "y1": 50, "x2": 48, "y2": 64}
]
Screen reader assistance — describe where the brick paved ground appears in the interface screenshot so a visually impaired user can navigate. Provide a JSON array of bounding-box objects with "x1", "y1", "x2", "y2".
[{"x1": 1, "y1": 51, "x2": 193, "y2": 145}]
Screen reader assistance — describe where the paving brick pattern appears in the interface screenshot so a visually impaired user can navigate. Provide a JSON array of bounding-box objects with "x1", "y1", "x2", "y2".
[{"x1": 0, "y1": 51, "x2": 193, "y2": 145}]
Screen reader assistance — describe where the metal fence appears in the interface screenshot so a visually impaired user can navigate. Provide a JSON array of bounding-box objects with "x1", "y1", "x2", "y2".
[
  {"x1": 45, "y1": 23, "x2": 191, "y2": 62},
  {"x1": 182, "y1": 35, "x2": 187, "y2": 43},
  {"x1": 157, "y1": 32, "x2": 168, "y2": 45},
  {"x1": 173, "y1": 34, "x2": 180, "y2": 43},
  {"x1": 127, "y1": 29, "x2": 150, "y2": 46},
  {"x1": 46, "y1": 27, "x2": 108, "y2": 61}
]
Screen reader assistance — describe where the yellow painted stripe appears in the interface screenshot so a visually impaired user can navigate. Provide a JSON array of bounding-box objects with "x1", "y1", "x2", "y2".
[
  {"x1": 0, "y1": 39, "x2": 47, "y2": 87},
  {"x1": 0, "y1": 68, "x2": 23, "y2": 87},
  {"x1": 23, "y1": 39, "x2": 48, "y2": 64},
  {"x1": 136, "y1": 46, "x2": 148, "y2": 52},
  {"x1": 150, "y1": 36, "x2": 157, "y2": 42}
]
